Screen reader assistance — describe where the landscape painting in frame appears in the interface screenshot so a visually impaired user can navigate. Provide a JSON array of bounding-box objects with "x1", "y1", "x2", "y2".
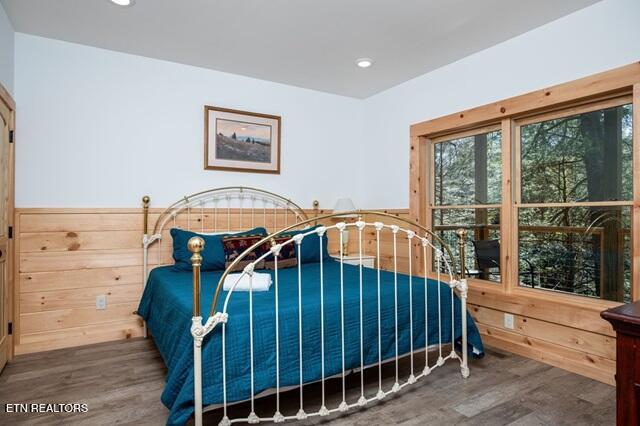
[{"x1": 205, "y1": 106, "x2": 281, "y2": 173}]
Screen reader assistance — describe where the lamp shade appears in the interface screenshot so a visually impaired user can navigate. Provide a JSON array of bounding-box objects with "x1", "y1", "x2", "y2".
[{"x1": 333, "y1": 198, "x2": 357, "y2": 214}]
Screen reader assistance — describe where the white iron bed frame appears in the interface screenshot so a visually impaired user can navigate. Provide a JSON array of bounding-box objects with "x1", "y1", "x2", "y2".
[{"x1": 141, "y1": 187, "x2": 470, "y2": 426}]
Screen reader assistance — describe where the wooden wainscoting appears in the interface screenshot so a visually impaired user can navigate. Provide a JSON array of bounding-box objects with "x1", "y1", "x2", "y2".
[
  {"x1": 16, "y1": 209, "x2": 151, "y2": 354},
  {"x1": 467, "y1": 291, "x2": 615, "y2": 385},
  {"x1": 14, "y1": 207, "x2": 341, "y2": 355},
  {"x1": 13, "y1": 207, "x2": 617, "y2": 385}
]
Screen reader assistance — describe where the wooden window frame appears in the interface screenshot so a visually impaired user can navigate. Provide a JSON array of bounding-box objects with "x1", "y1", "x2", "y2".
[{"x1": 410, "y1": 62, "x2": 640, "y2": 311}]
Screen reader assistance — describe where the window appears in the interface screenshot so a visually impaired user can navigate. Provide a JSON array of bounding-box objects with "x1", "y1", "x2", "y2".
[
  {"x1": 415, "y1": 66, "x2": 640, "y2": 314},
  {"x1": 516, "y1": 100, "x2": 633, "y2": 302},
  {"x1": 431, "y1": 128, "x2": 502, "y2": 282},
  {"x1": 425, "y1": 97, "x2": 634, "y2": 301}
]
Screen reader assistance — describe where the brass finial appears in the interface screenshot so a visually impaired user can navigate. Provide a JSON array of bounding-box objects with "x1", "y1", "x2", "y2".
[
  {"x1": 188, "y1": 236, "x2": 205, "y2": 254},
  {"x1": 142, "y1": 195, "x2": 150, "y2": 206},
  {"x1": 455, "y1": 228, "x2": 467, "y2": 238}
]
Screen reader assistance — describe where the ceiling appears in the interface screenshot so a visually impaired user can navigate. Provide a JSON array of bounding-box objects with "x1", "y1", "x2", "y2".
[{"x1": 1, "y1": 0, "x2": 600, "y2": 98}]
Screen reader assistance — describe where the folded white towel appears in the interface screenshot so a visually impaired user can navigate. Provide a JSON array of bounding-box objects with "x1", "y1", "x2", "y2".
[{"x1": 223, "y1": 272, "x2": 272, "y2": 292}]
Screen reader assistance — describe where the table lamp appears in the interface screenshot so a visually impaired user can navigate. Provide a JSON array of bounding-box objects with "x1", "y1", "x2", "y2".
[{"x1": 333, "y1": 198, "x2": 357, "y2": 256}]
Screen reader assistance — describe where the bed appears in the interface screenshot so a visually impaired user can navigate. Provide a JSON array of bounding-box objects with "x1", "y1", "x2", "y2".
[{"x1": 138, "y1": 187, "x2": 484, "y2": 426}]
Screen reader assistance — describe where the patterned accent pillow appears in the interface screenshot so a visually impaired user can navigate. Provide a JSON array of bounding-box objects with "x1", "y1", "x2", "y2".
[
  {"x1": 222, "y1": 234, "x2": 266, "y2": 272},
  {"x1": 264, "y1": 236, "x2": 297, "y2": 270}
]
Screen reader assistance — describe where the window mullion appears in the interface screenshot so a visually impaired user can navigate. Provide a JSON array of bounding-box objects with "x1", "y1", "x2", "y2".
[{"x1": 502, "y1": 118, "x2": 514, "y2": 293}]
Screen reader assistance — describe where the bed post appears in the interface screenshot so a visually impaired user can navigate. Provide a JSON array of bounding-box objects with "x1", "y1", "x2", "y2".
[
  {"x1": 142, "y1": 195, "x2": 150, "y2": 338},
  {"x1": 456, "y1": 228, "x2": 470, "y2": 378},
  {"x1": 188, "y1": 236, "x2": 205, "y2": 426},
  {"x1": 312, "y1": 199, "x2": 319, "y2": 226}
]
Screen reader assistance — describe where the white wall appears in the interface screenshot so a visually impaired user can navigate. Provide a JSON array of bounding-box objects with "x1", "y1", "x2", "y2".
[
  {"x1": 13, "y1": 0, "x2": 640, "y2": 209},
  {"x1": 0, "y1": 2, "x2": 14, "y2": 95},
  {"x1": 14, "y1": 34, "x2": 364, "y2": 208},
  {"x1": 361, "y1": 0, "x2": 640, "y2": 208}
]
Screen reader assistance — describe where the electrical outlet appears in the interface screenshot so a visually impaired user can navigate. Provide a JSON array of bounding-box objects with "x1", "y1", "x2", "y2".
[
  {"x1": 96, "y1": 295, "x2": 107, "y2": 310},
  {"x1": 504, "y1": 313, "x2": 515, "y2": 330}
]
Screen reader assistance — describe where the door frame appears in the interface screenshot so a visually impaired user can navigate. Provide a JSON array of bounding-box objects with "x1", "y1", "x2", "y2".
[{"x1": 0, "y1": 83, "x2": 16, "y2": 362}]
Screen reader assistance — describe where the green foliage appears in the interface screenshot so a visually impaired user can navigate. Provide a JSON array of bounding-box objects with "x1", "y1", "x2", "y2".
[
  {"x1": 521, "y1": 104, "x2": 632, "y2": 203},
  {"x1": 433, "y1": 104, "x2": 633, "y2": 302},
  {"x1": 434, "y1": 130, "x2": 501, "y2": 205}
]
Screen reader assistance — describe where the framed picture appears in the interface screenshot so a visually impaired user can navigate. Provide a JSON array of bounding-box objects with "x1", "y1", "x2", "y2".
[{"x1": 204, "y1": 106, "x2": 281, "y2": 174}]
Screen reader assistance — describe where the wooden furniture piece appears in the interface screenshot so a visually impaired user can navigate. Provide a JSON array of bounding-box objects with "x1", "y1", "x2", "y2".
[{"x1": 601, "y1": 301, "x2": 640, "y2": 425}]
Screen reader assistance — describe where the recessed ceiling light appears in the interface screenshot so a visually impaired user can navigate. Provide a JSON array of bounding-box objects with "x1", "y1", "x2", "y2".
[
  {"x1": 356, "y1": 58, "x2": 373, "y2": 68},
  {"x1": 109, "y1": 0, "x2": 135, "y2": 6}
]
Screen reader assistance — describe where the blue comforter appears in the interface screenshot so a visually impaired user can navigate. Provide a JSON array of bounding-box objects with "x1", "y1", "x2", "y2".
[{"x1": 138, "y1": 260, "x2": 484, "y2": 425}]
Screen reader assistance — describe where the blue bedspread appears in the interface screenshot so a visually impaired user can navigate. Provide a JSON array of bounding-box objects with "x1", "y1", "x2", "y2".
[{"x1": 138, "y1": 260, "x2": 484, "y2": 425}]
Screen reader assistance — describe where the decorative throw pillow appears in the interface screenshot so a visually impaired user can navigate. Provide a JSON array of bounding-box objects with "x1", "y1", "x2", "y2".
[
  {"x1": 281, "y1": 225, "x2": 330, "y2": 263},
  {"x1": 170, "y1": 228, "x2": 226, "y2": 272},
  {"x1": 263, "y1": 236, "x2": 298, "y2": 270},
  {"x1": 222, "y1": 234, "x2": 267, "y2": 272},
  {"x1": 170, "y1": 227, "x2": 268, "y2": 272}
]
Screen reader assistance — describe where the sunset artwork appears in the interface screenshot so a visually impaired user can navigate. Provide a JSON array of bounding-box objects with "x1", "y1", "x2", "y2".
[
  {"x1": 205, "y1": 106, "x2": 281, "y2": 174},
  {"x1": 215, "y1": 119, "x2": 272, "y2": 163}
]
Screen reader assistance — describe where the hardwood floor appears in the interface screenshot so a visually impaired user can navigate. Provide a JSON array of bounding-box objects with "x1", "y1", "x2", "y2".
[{"x1": 0, "y1": 338, "x2": 615, "y2": 425}]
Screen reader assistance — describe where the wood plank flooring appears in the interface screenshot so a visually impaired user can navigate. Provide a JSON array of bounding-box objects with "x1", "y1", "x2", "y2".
[{"x1": 0, "y1": 338, "x2": 615, "y2": 425}]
